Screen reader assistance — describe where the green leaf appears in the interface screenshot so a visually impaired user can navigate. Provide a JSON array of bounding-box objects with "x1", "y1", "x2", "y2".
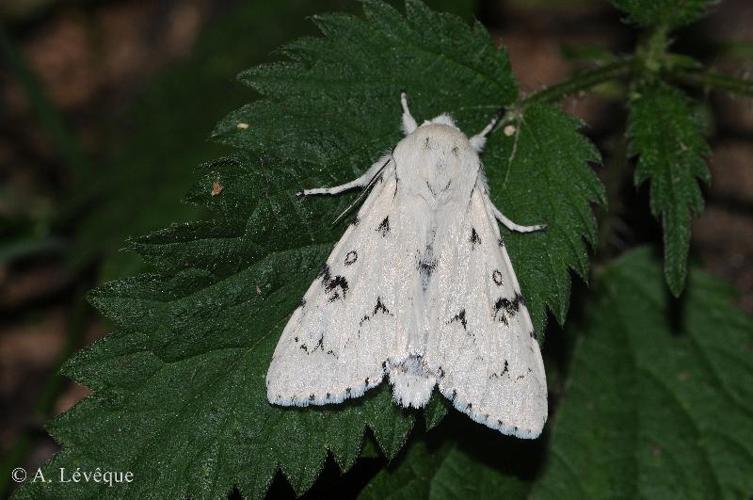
[
  {"x1": 360, "y1": 437, "x2": 529, "y2": 499},
  {"x1": 486, "y1": 104, "x2": 604, "y2": 331},
  {"x1": 16, "y1": 1, "x2": 604, "y2": 498},
  {"x1": 424, "y1": 393, "x2": 449, "y2": 431},
  {"x1": 532, "y1": 248, "x2": 753, "y2": 499},
  {"x1": 611, "y1": 0, "x2": 717, "y2": 29},
  {"x1": 627, "y1": 82, "x2": 710, "y2": 296}
]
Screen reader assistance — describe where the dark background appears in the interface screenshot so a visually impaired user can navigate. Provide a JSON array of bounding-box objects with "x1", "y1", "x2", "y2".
[{"x1": 1, "y1": 0, "x2": 751, "y2": 498}]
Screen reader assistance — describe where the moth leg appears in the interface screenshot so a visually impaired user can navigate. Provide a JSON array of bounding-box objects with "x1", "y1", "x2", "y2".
[
  {"x1": 299, "y1": 156, "x2": 391, "y2": 197},
  {"x1": 401, "y1": 92, "x2": 418, "y2": 135},
  {"x1": 491, "y1": 204, "x2": 546, "y2": 233}
]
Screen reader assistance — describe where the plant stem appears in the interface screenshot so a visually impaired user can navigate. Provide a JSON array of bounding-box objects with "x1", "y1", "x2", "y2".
[
  {"x1": 668, "y1": 67, "x2": 753, "y2": 98},
  {"x1": 643, "y1": 25, "x2": 669, "y2": 74},
  {"x1": 491, "y1": 59, "x2": 632, "y2": 131},
  {"x1": 522, "y1": 59, "x2": 633, "y2": 106}
]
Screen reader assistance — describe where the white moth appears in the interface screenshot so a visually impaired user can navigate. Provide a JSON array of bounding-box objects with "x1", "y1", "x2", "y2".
[{"x1": 266, "y1": 94, "x2": 548, "y2": 439}]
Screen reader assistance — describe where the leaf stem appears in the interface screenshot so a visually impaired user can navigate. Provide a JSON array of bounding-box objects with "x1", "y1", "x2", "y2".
[
  {"x1": 667, "y1": 67, "x2": 753, "y2": 98},
  {"x1": 520, "y1": 59, "x2": 634, "y2": 108},
  {"x1": 494, "y1": 59, "x2": 634, "y2": 128}
]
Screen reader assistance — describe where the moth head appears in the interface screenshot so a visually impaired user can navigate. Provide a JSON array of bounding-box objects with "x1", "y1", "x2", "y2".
[
  {"x1": 396, "y1": 121, "x2": 476, "y2": 169},
  {"x1": 423, "y1": 113, "x2": 458, "y2": 129},
  {"x1": 399, "y1": 94, "x2": 497, "y2": 153},
  {"x1": 419, "y1": 112, "x2": 495, "y2": 154}
]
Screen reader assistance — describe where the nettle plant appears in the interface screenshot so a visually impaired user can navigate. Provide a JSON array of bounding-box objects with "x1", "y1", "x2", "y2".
[{"x1": 19, "y1": 1, "x2": 753, "y2": 499}]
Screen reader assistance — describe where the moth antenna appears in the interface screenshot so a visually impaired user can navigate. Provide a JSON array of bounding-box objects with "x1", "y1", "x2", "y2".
[
  {"x1": 470, "y1": 108, "x2": 505, "y2": 152},
  {"x1": 401, "y1": 92, "x2": 418, "y2": 135}
]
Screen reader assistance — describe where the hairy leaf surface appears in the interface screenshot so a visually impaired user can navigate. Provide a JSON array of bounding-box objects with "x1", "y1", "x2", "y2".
[
  {"x1": 627, "y1": 82, "x2": 710, "y2": 295},
  {"x1": 611, "y1": 0, "x2": 717, "y2": 29},
  {"x1": 533, "y1": 248, "x2": 753, "y2": 499}
]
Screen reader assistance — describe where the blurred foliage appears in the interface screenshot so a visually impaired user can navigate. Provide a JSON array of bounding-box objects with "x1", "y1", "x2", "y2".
[
  {"x1": 75, "y1": 0, "x2": 355, "y2": 280},
  {"x1": 361, "y1": 434, "x2": 529, "y2": 499},
  {"x1": 611, "y1": 0, "x2": 717, "y2": 29},
  {"x1": 533, "y1": 248, "x2": 753, "y2": 499}
]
